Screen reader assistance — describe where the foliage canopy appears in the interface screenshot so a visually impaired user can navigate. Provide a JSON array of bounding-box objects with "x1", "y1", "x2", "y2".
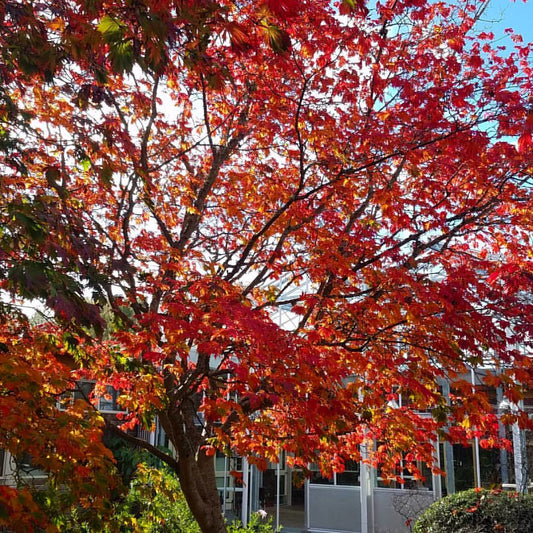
[{"x1": 0, "y1": 0, "x2": 532, "y2": 531}]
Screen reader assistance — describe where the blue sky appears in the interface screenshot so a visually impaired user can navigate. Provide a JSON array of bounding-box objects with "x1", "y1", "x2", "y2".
[{"x1": 481, "y1": 0, "x2": 533, "y2": 44}]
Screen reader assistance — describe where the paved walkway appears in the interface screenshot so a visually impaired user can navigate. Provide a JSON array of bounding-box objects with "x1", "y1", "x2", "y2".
[{"x1": 265, "y1": 504, "x2": 305, "y2": 532}]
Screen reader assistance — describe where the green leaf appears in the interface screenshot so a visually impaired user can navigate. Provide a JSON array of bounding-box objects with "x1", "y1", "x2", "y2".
[
  {"x1": 99, "y1": 162, "x2": 113, "y2": 186},
  {"x1": 8, "y1": 261, "x2": 49, "y2": 299},
  {"x1": 261, "y1": 24, "x2": 291, "y2": 53},
  {"x1": 109, "y1": 41, "x2": 134, "y2": 74},
  {"x1": 94, "y1": 66, "x2": 108, "y2": 84},
  {"x1": 80, "y1": 157, "x2": 91, "y2": 172},
  {"x1": 98, "y1": 16, "x2": 125, "y2": 43},
  {"x1": 11, "y1": 211, "x2": 46, "y2": 243},
  {"x1": 342, "y1": 0, "x2": 357, "y2": 11}
]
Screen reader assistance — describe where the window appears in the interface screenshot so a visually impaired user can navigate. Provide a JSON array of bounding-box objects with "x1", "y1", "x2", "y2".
[
  {"x1": 310, "y1": 460, "x2": 360, "y2": 486},
  {"x1": 98, "y1": 385, "x2": 120, "y2": 412},
  {"x1": 376, "y1": 455, "x2": 433, "y2": 490},
  {"x1": 309, "y1": 463, "x2": 333, "y2": 485},
  {"x1": 267, "y1": 450, "x2": 286, "y2": 471},
  {"x1": 58, "y1": 381, "x2": 94, "y2": 409},
  {"x1": 58, "y1": 381, "x2": 124, "y2": 413},
  {"x1": 476, "y1": 384, "x2": 498, "y2": 407},
  {"x1": 215, "y1": 451, "x2": 226, "y2": 472},
  {"x1": 15, "y1": 453, "x2": 46, "y2": 479},
  {"x1": 403, "y1": 461, "x2": 433, "y2": 490},
  {"x1": 215, "y1": 451, "x2": 244, "y2": 513},
  {"x1": 215, "y1": 451, "x2": 242, "y2": 475},
  {"x1": 453, "y1": 443, "x2": 477, "y2": 491},
  {"x1": 74, "y1": 381, "x2": 95, "y2": 402},
  {"x1": 479, "y1": 446, "x2": 506, "y2": 488},
  {"x1": 336, "y1": 460, "x2": 360, "y2": 486},
  {"x1": 396, "y1": 386, "x2": 438, "y2": 413}
]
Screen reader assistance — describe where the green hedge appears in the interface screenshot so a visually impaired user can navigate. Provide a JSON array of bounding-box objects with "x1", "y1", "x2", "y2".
[{"x1": 414, "y1": 488, "x2": 533, "y2": 533}]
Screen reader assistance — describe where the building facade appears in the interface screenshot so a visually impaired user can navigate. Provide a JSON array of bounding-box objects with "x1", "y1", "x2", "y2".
[
  {"x1": 222, "y1": 369, "x2": 533, "y2": 533},
  {"x1": 2, "y1": 370, "x2": 532, "y2": 533}
]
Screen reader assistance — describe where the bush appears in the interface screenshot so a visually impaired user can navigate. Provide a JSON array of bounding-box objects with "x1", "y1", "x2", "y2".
[
  {"x1": 228, "y1": 511, "x2": 275, "y2": 533},
  {"x1": 111, "y1": 465, "x2": 275, "y2": 532},
  {"x1": 414, "y1": 488, "x2": 533, "y2": 533},
  {"x1": 23, "y1": 463, "x2": 276, "y2": 532},
  {"x1": 110, "y1": 464, "x2": 200, "y2": 532}
]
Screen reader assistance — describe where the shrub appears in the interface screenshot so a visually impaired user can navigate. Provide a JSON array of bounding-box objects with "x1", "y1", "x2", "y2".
[
  {"x1": 110, "y1": 464, "x2": 200, "y2": 532},
  {"x1": 23, "y1": 463, "x2": 276, "y2": 532},
  {"x1": 111, "y1": 465, "x2": 275, "y2": 532},
  {"x1": 414, "y1": 488, "x2": 533, "y2": 533},
  {"x1": 228, "y1": 511, "x2": 275, "y2": 533}
]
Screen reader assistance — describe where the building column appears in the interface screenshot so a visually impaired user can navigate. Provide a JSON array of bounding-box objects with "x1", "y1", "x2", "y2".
[
  {"x1": 360, "y1": 441, "x2": 374, "y2": 533},
  {"x1": 496, "y1": 387, "x2": 510, "y2": 485},
  {"x1": 500, "y1": 397, "x2": 528, "y2": 492},
  {"x1": 275, "y1": 456, "x2": 281, "y2": 530},
  {"x1": 512, "y1": 407, "x2": 528, "y2": 493},
  {"x1": 242, "y1": 458, "x2": 249, "y2": 525},
  {"x1": 441, "y1": 381, "x2": 456, "y2": 494},
  {"x1": 433, "y1": 440, "x2": 442, "y2": 500},
  {"x1": 470, "y1": 369, "x2": 482, "y2": 489},
  {"x1": 222, "y1": 455, "x2": 228, "y2": 515}
]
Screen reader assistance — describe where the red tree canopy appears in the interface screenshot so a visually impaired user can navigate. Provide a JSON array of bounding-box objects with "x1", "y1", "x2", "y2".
[{"x1": 1, "y1": 0, "x2": 532, "y2": 530}]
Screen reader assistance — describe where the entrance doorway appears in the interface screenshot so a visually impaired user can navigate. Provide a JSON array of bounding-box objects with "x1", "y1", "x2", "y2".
[{"x1": 262, "y1": 456, "x2": 305, "y2": 531}]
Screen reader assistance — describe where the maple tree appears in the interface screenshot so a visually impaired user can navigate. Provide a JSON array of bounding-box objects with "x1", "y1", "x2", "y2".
[{"x1": 1, "y1": 0, "x2": 532, "y2": 531}]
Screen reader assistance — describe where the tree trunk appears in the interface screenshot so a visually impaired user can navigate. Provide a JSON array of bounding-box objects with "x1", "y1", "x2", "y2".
[
  {"x1": 177, "y1": 449, "x2": 227, "y2": 533},
  {"x1": 159, "y1": 399, "x2": 228, "y2": 533}
]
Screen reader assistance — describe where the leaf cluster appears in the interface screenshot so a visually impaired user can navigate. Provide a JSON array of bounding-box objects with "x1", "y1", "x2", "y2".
[{"x1": 414, "y1": 489, "x2": 533, "y2": 533}]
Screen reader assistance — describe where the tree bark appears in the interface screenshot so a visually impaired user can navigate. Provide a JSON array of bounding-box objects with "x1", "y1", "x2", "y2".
[
  {"x1": 177, "y1": 449, "x2": 227, "y2": 533},
  {"x1": 158, "y1": 398, "x2": 228, "y2": 533}
]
